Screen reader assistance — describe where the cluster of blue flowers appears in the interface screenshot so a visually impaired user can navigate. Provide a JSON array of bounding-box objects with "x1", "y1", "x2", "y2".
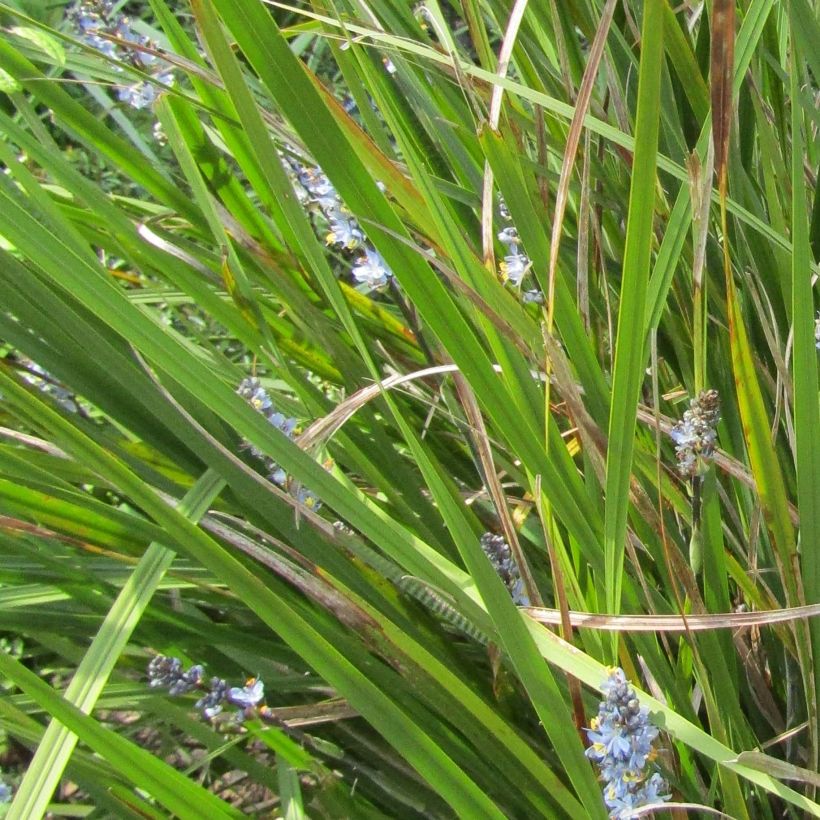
[
  {"x1": 496, "y1": 196, "x2": 543, "y2": 304},
  {"x1": 497, "y1": 225, "x2": 530, "y2": 287},
  {"x1": 480, "y1": 532, "x2": 529, "y2": 606},
  {"x1": 282, "y1": 156, "x2": 393, "y2": 291},
  {"x1": 67, "y1": 1, "x2": 173, "y2": 110},
  {"x1": 586, "y1": 668, "x2": 670, "y2": 818},
  {"x1": 669, "y1": 389, "x2": 720, "y2": 478},
  {"x1": 147, "y1": 655, "x2": 267, "y2": 723},
  {"x1": 237, "y1": 377, "x2": 321, "y2": 510}
]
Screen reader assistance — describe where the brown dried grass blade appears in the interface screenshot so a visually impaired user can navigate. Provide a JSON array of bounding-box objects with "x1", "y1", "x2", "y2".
[
  {"x1": 732, "y1": 752, "x2": 820, "y2": 788},
  {"x1": 710, "y1": 0, "x2": 736, "y2": 187},
  {"x1": 546, "y1": 0, "x2": 618, "y2": 328},
  {"x1": 524, "y1": 602, "x2": 820, "y2": 632}
]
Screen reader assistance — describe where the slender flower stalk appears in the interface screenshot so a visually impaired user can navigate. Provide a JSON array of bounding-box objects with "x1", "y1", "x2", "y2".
[
  {"x1": 522, "y1": 289, "x2": 545, "y2": 304},
  {"x1": 351, "y1": 248, "x2": 392, "y2": 290},
  {"x1": 147, "y1": 655, "x2": 268, "y2": 723},
  {"x1": 497, "y1": 193, "x2": 511, "y2": 221},
  {"x1": 282, "y1": 155, "x2": 393, "y2": 291},
  {"x1": 496, "y1": 194, "x2": 542, "y2": 303}
]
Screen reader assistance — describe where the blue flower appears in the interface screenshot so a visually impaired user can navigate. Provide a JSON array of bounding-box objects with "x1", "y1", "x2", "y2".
[
  {"x1": 269, "y1": 411, "x2": 297, "y2": 437},
  {"x1": 196, "y1": 677, "x2": 229, "y2": 720},
  {"x1": 587, "y1": 720, "x2": 632, "y2": 763},
  {"x1": 497, "y1": 193, "x2": 511, "y2": 221},
  {"x1": 638, "y1": 772, "x2": 671, "y2": 804},
  {"x1": 236, "y1": 377, "x2": 322, "y2": 510},
  {"x1": 494, "y1": 196, "x2": 531, "y2": 286},
  {"x1": 326, "y1": 211, "x2": 364, "y2": 250},
  {"x1": 670, "y1": 390, "x2": 720, "y2": 478},
  {"x1": 295, "y1": 485, "x2": 321, "y2": 510},
  {"x1": 586, "y1": 668, "x2": 670, "y2": 819},
  {"x1": 228, "y1": 677, "x2": 265, "y2": 709},
  {"x1": 352, "y1": 249, "x2": 392, "y2": 289},
  {"x1": 147, "y1": 658, "x2": 274, "y2": 725},
  {"x1": 499, "y1": 251, "x2": 530, "y2": 286},
  {"x1": 169, "y1": 664, "x2": 204, "y2": 696},
  {"x1": 309, "y1": 179, "x2": 341, "y2": 213},
  {"x1": 282, "y1": 155, "x2": 394, "y2": 293},
  {"x1": 147, "y1": 655, "x2": 206, "y2": 696},
  {"x1": 497, "y1": 226, "x2": 520, "y2": 246},
  {"x1": 237, "y1": 378, "x2": 270, "y2": 412},
  {"x1": 147, "y1": 654, "x2": 182, "y2": 688}
]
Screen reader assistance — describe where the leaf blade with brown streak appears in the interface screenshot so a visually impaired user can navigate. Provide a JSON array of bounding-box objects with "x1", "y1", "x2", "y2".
[{"x1": 711, "y1": 0, "x2": 736, "y2": 186}]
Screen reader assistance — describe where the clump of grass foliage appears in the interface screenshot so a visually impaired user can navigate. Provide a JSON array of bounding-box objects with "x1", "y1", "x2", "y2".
[{"x1": 0, "y1": 0, "x2": 818, "y2": 816}]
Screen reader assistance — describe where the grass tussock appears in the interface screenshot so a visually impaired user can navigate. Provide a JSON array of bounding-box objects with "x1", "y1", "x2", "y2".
[{"x1": 0, "y1": 0, "x2": 818, "y2": 816}]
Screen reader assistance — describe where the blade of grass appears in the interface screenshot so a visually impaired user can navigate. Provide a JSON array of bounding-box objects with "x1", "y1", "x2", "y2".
[
  {"x1": 206, "y1": 0, "x2": 605, "y2": 555},
  {"x1": 268, "y1": 1, "x2": 790, "y2": 254},
  {"x1": 787, "y1": 11, "x2": 820, "y2": 754},
  {"x1": 603, "y1": 0, "x2": 664, "y2": 622}
]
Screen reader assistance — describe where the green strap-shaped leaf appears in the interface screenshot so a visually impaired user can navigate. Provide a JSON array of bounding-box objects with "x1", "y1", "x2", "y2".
[
  {"x1": 787, "y1": 9, "x2": 820, "y2": 737},
  {"x1": 603, "y1": 0, "x2": 664, "y2": 618}
]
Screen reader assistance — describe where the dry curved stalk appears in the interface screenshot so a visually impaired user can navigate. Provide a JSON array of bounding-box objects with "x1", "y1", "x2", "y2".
[
  {"x1": 297, "y1": 364, "x2": 463, "y2": 450},
  {"x1": 4, "y1": 425, "x2": 815, "y2": 636},
  {"x1": 298, "y1": 365, "x2": 795, "y2": 527},
  {"x1": 523, "y1": 602, "x2": 820, "y2": 633},
  {"x1": 262, "y1": 699, "x2": 358, "y2": 729}
]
